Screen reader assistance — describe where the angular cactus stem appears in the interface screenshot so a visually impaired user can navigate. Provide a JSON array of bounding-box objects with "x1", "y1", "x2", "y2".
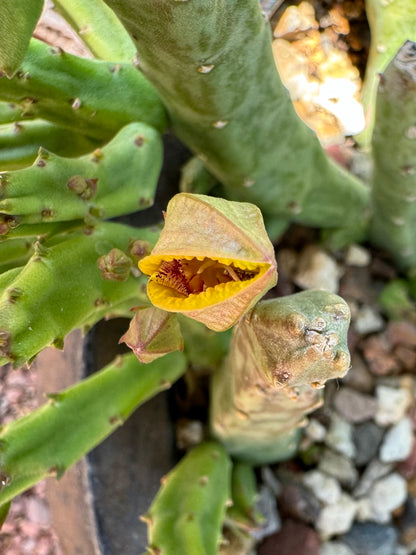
[
  {"x1": 0, "y1": 0, "x2": 43, "y2": 77},
  {"x1": 359, "y1": 0, "x2": 416, "y2": 146},
  {"x1": 0, "y1": 221, "x2": 160, "y2": 367},
  {"x1": 0, "y1": 237, "x2": 34, "y2": 273},
  {"x1": 0, "y1": 39, "x2": 167, "y2": 140},
  {"x1": 0, "y1": 101, "x2": 30, "y2": 125},
  {"x1": 53, "y1": 0, "x2": 136, "y2": 62},
  {"x1": 226, "y1": 462, "x2": 263, "y2": 532},
  {"x1": 104, "y1": 0, "x2": 370, "y2": 242},
  {"x1": 210, "y1": 290, "x2": 351, "y2": 464},
  {"x1": 146, "y1": 441, "x2": 232, "y2": 555},
  {"x1": 0, "y1": 351, "x2": 187, "y2": 507},
  {"x1": 0, "y1": 120, "x2": 100, "y2": 170},
  {"x1": 370, "y1": 41, "x2": 416, "y2": 270},
  {"x1": 0, "y1": 122, "x2": 162, "y2": 224}
]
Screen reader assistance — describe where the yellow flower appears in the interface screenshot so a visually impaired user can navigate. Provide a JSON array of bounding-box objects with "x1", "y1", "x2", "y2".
[{"x1": 139, "y1": 193, "x2": 277, "y2": 331}]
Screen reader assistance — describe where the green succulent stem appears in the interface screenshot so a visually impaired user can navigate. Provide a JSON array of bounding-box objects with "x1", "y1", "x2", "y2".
[
  {"x1": 0, "y1": 351, "x2": 187, "y2": 507},
  {"x1": 0, "y1": 237, "x2": 34, "y2": 273},
  {"x1": 210, "y1": 290, "x2": 351, "y2": 464},
  {"x1": 145, "y1": 441, "x2": 232, "y2": 555},
  {"x1": 0, "y1": 120, "x2": 100, "y2": 170},
  {"x1": 0, "y1": 221, "x2": 160, "y2": 367},
  {"x1": 0, "y1": 0, "x2": 43, "y2": 77},
  {"x1": 359, "y1": 0, "x2": 416, "y2": 146},
  {"x1": 53, "y1": 0, "x2": 136, "y2": 62},
  {"x1": 0, "y1": 39, "x2": 167, "y2": 140},
  {"x1": 104, "y1": 0, "x2": 370, "y2": 243},
  {"x1": 0, "y1": 122, "x2": 162, "y2": 223},
  {"x1": 370, "y1": 41, "x2": 416, "y2": 270}
]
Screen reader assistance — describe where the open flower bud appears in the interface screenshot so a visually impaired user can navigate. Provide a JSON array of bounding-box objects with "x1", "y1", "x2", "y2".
[{"x1": 138, "y1": 193, "x2": 277, "y2": 331}]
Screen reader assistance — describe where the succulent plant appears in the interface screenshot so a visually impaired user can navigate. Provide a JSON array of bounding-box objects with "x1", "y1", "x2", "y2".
[{"x1": 0, "y1": 0, "x2": 415, "y2": 552}]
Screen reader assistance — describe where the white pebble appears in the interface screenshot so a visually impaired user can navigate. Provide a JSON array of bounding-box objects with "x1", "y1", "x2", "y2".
[
  {"x1": 325, "y1": 412, "x2": 356, "y2": 459},
  {"x1": 320, "y1": 541, "x2": 356, "y2": 555},
  {"x1": 353, "y1": 305, "x2": 384, "y2": 335},
  {"x1": 305, "y1": 418, "x2": 327, "y2": 442},
  {"x1": 375, "y1": 386, "x2": 412, "y2": 426},
  {"x1": 303, "y1": 469, "x2": 341, "y2": 505},
  {"x1": 345, "y1": 244, "x2": 371, "y2": 267},
  {"x1": 316, "y1": 493, "x2": 357, "y2": 539},
  {"x1": 293, "y1": 245, "x2": 340, "y2": 293},
  {"x1": 380, "y1": 417, "x2": 414, "y2": 462},
  {"x1": 370, "y1": 473, "x2": 407, "y2": 523}
]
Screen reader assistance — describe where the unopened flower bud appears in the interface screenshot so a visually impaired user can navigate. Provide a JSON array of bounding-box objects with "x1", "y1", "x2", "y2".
[
  {"x1": 119, "y1": 307, "x2": 183, "y2": 363},
  {"x1": 97, "y1": 248, "x2": 132, "y2": 281}
]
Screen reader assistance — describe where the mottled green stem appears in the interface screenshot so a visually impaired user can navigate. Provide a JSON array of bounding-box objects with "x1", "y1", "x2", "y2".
[
  {"x1": 0, "y1": 237, "x2": 34, "y2": 273},
  {"x1": 0, "y1": 0, "x2": 43, "y2": 77},
  {"x1": 0, "y1": 122, "x2": 162, "y2": 223},
  {"x1": 104, "y1": 0, "x2": 370, "y2": 243},
  {"x1": 53, "y1": 0, "x2": 136, "y2": 62},
  {"x1": 211, "y1": 290, "x2": 351, "y2": 464},
  {"x1": 359, "y1": 0, "x2": 416, "y2": 146},
  {"x1": 0, "y1": 39, "x2": 167, "y2": 140},
  {"x1": 0, "y1": 101, "x2": 29, "y2": 124},
  {"x1": 0, "y1": 120, "x2": 100, "y2": 170},
  {"x1": 0, "y1": 221, "x2": 159, "y2": 367},
  {"x1": 145, "y1": 441, "x2": 231, "y2": 555},
  {"x1": 0, "y1": 351, "x2": 187, "y2": 506},
  {"x1": 370, "y1": 41, "x2": 416, "y2": 270}
]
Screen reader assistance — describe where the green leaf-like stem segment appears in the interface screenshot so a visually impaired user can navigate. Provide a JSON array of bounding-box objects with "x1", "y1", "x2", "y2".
[
  {"x1": 0, "y1": 351, "x2": 187, "y2": 506},
  {"x1": 370, "y1": 41, "x2": 416, "y2": 270},
  {"x1": 0, "y1": 221, "x2": 159, "y2": 367},
  {"x1": 0, "y1": 39, "x2": 167, "y2": 140},
  {"x1": 53, "y1": 0, "x2": 136, "y2": 62},
  {"x1": 0, "y1": 0, "x2": 43, "y2": 77},
  {"x1": 0, "y1": 122, "x2": 162, "y2": 223},
  {"x1": 104, "y1": 0, "x2": 370, "y2": 244},
  {"x1": 146, "y1": 441, "x2": 231, "y2": 555}
]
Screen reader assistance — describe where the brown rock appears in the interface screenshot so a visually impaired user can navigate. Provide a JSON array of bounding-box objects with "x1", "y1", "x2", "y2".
[
  {"x1": 333, "y1": 387, "x2": 378, "y2": 423},
  {"x1": 341, "y1": 353, "x2": 375, "y2": 393},
  {"x1": 387, "y1": 321, "x2": 416, "y2": 349},
  {"x1": 279, "y1": 482, "x2": 321, "y2": 524},
  {"x1": 398, "y1": 496, "x2": 416, "y2": 545},
  {"x1": 397, "y1": 440, "x2": 416, "y2": 480},
  {"x1": 394, "y1": 345, "x2": 416, "y2": 371},
  {"x1": 258, "y1": 519, "x2": 320, "y2": 555},
  {"x1": 362, "y1": 334, "x2": 399, "y2": 376}
]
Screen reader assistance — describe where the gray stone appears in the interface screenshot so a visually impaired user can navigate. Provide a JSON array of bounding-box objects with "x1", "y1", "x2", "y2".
[
  {"x1": 320, "y1": 541, "x2": 355, "y2": 555},
  {"x1": 302, "y1": 469, "x2": 341, "y2": 505},
  {"x1": 316, "y1": 493, "x2": 357, "y2": 539},
  {"x1": 353, "y1": 421, "x2": 385, "y2": 467},
  {"x1": 342, "y1": 522, "x2": 398, "y2": 555},
  {"x1": 341, "y1": 353, "x2": 375, "y2": 393},
  {"x1": 325, "y1": 412, "x2": 356, "y2": 459},
  {"x1": 353, "y1": 459, "x2": 393, "y2": 498},
  {"x1": 398, "y1": 495, "x2": 416, "y2": 547},
  {"x1": 318, "y1": 448, "x2": 359, "y2": 488},
  {"x1": 370, "y1": 473, "x2": 408, "y2": 523},
  {"x1": 251, "y1": 485, "x2": 281, "y2": 541},
  {"x1": 375, "y1": 386, "x2": 413, "y2": 427},
  {"x1": 333, "y1": 387, "x2": 378, "y2": 424},
  {"x1": 353, "y1": 305, "x2": 385, "y2": 335},
  {"x1": 380, "y1": 418, "x2": 414, "y2": 463},
  {"x1": 279, "y1": 481, "x2": 321, "y2": 524}
]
